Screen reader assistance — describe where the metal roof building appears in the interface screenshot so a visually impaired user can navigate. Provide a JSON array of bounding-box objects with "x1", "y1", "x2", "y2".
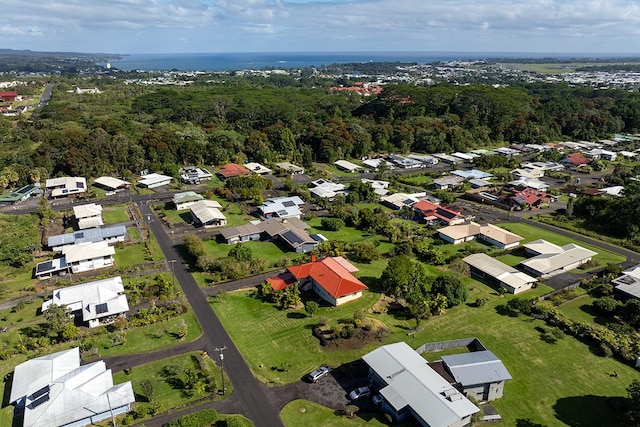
[
  {"x1": 464, "y1": 253, "x2": 537, "y2": 294},
  {"x1": 442, "y1": 351, "x2": 512, "y2": 388},
  {"x1": 9, "y1": 347, "x2": 134, "y2": 427},
  {"x1": 363, "y1": 342, "x2": 479, "y2": 427},
  {"x1": 48, "y1": 224, "x2": 127, "y2": 251}
]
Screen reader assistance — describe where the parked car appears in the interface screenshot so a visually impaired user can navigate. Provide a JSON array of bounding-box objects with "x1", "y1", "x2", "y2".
[
  {"x1": 307, "y1": 366, "x2": 329, "y2": 382},
  {"x1": 105, "y1": 191, "x2": 116, "y2": 196},
  {"x1": 348, "y1": 386, "x2": 371, "y2": 400}
]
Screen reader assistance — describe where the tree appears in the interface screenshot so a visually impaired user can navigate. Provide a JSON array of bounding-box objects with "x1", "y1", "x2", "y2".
[
  {"x1": 228, "y1": 243, "x2": 252, "y2": 262},
  {"x1": 431, "y1": 274, "x2": 468, "y2": 307},
  {"x1": 627, "y1": 379, "x2": 640, "y2": 424},
  {"x1": 61, "y1": 323, "x2": 80, "y2": 341},
  {"x1": 321, "y1": 217, "x2": 344, "y2": 231},
  {"x1": 380, "y1": 255, "x2": 428, "y2": 301},
  {"x1": 349, "y1": 241, "x2": 380, "y2": 263},
  {"x1": 140, "y1": 379, "x2": 155, "y2": 402},
  {"x1": 305, "y1": 301, "x2": 319, "y2": 317},
  {"x1": 45, "y1": 304, "x2": 71, "y2": 338}
]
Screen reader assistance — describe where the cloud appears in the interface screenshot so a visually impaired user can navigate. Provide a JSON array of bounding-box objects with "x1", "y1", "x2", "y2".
[{"x1": 2, "y1": 0, "x2": 640, "y2": 53}]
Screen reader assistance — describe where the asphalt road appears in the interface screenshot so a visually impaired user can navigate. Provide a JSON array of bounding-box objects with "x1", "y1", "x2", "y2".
[{"x1": 138, "y1": 202, "x2": 284, "y2": 427}]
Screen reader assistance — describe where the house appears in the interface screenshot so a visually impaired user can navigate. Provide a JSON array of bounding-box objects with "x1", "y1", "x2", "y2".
[
  {"x1": 585, "y1": 148, "x2": 617, "y2": 161},
  {"x1": 492, "y1": 147, "x2": 521, "y2": 157},
  {"x1": 363, "y1": 158, "x2": 395, "y2": 170},
  {"x1": 510, "y1": 167, "x2": 545, "y2": 180},
  {"x1": 276, "y1": 162, "x2": 305, "y2": 175},
  {"x1": 309, "y1": 179, "x2": 348, "y2": 199},
  {"x1": 562, "y1": 152, "x2": 590, "y2": 167},
  {"x1": 413, "y1": 200, "x2": 465, "y2": 226},
  {"x1": 463, "y1": 253, "x2": 537, "y2": 294},
  {"x1": 452, "y1": 169, "x2": 493, "y2": 180},
  {"x1": 441, "y1": 350, "x2": 512, "y2": 402},
  {"x1": 73, "y1": 203, "x2": 103, "y2": 229},
  {"x1": 244, "y1": 162, "x2": 272, "y2": 175},
  {"x1": 48, "y1": 225, "x2": 127, "y2": 251},
  {"x1": 469, "y1": 178, "x2": 493, "y2": 189},
  {"x1": 68, "y1": 87, "x2": 102, "y2": 94},
  {"x1": 520, "y1": 240, "x2": 597, "y2": 277},
  {"x1": 219, "y1": 223, "x2": 263, "y2": 244},
  {"x1": 35, "y1": 258, "x2": 70, "y2": 279},
  {"x1": 433, "y1": 153, "x2": 461, "y2": 164},
  {"x1": 0, "y1": 91, "x2": 19, "y2": 101},
  {"x1": 408, "y1": 154, "x2": 439, "y2": 165},
  {"x1": 180, "y1": 166, "x2": 213, "y2": 184},
  {"x1": 93, "y1": 176, "x2": 131, "y2": 191},
  {"x1": 258, "y1": 196, "x2": 304, "y2": 219},
  {"x1": 599, "y1": 186, "x2": 625, "y2": 197},
  {"x1": 258, "y1": 217, "x2": 317, "y2": 253},
  {"x1": 452, "y1": 152, "x2": 477, "y2": 163},
  {"x1": 137, "y1": 173, "x2": 172, "y2": 189},
  {"x1": 362, "y1": 342, "x2": 479, "y2": 427},
  {"x1": 507, "y1": 178, "x2": 550, "y2": 193},
  {"x1": 8, "y1": 347, "x2": 134, "y2": 427},
  {"x1": 387, "y1": 154, "x2": 423, "y2": 169},
  {"x1": 438, "y1": 222, "x2": 524, "y2": 249},
  {"x1": 45, "y1": 177, "x2": 87, "y2": 198},
  {"x1": 381, "y1": 192, "x2": 422, "y2": 210},
  {"x1": 173, "y1": 191, "x2": 204, "y2": 210},
  {"x1": 613, "y1": 264, "x2": 640, "y2": 300},
  {"x1": 334, "y1": 160, "x2": 362, "y2": 173},
  {"x1": 62, "y1": 241, "x2": 116, "y2": 274},
  {"x1": 433, "y1": 175, "x2": 465, "y2": 190},
  {"x1": 41, "y1": 276, "x2": 129, "y2": 328},
  {"x1": 0, "y1": 183, "x2": 42, "y2": 204},
  {"x1": 520, "y1": 161, "x2": 564, "y2": 172},
  {"x1": 510, "y1": 187, "x2": 551, "y2": 208},
  {"x1": 190, "y1": 200, "x2": 227, "y2": 228},
  {"x1": 217, "y1": 163, "x2": 251, "y2": 179},
  {"x1": 361, "y1": 178, "x2": 390, "y2": 196},
  {"x1": 268, "y1": 256, "x2": 367, "y2": 306}
]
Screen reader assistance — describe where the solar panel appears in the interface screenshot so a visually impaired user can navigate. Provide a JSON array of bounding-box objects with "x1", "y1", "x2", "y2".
[
  {"x1": 30, "y1": 385, "x2": 50, "y2": 400},
  {"x1": 95, "y1": 303, "x2": 109, "y2": 315},
  {"x1": 76, "y1": 181, "x2": 85, "y2": 189},
  {"x1": 282, "y1": 230, "x2": 305, "y2": 245},
  {"x1": 17, "y1": 185, "x2": 35, "y2": 194},
  {"x1": 30, "y1": 393, "x2": 50, "y2": 408},
  {"x1": 36, "y1": 261, "x2": 53, "y2": 274},
  {"x1": 282, "y1": 200, "x2": 296, "y2": 207}
]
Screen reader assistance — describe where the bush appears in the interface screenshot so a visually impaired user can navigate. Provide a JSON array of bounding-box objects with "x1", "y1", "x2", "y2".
[
  {"x1": 321, "y1": 217, "x2": 344, "y2": 231},
  {"x1": 166, "y1": 409, "x2": 219, "y2": 427}
]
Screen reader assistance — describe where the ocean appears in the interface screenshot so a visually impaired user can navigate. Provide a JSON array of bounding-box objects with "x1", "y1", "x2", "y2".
[{"x1": 104, "y1": 51, "x2": 633, "y2": 72}]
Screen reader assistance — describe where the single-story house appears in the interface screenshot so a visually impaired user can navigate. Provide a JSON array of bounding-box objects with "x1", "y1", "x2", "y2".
[
  {"x1": 45, "y1": 177, "x2": 87, "y2": 198},
  {"x1": 73, "y1": 203, "x2": 103, "y2": 229},
  {"x1": 510, "y1": 187, "x2": 551, "y2": 208},
  {"x1": 408, "y1": 154, "x2": 439, "y2": 165},
  {"x1": 0, "y1": 91, "x2": 19, "y2": 101},
  {"x1": 258, "y1": 196, "x2": 304, "y2": 219},
  {"x1": 561, "y1": 152, "x2": 590, "y2": 167},
  {"x1": 335, "y1": 160, "x2": 362, "y2": 173},
  {"x1": 0, "y1": 184, "x2": 42, "y2": 204},
  {"x1": 433, "y1": 153, "x2": 461, "y2": 164},
  {"x1": 599, "y1": 186, "x2": 625, "y2": 197},
  {"x1": 613, "y1": 264, "x2": 640, "y2": 300},
  {"x1": 363, "y1": 158, "x2": 395, "y2": 170},
  {"x1": 309, "y1": 179, "x2": 348, "y2": 199},
  {"x1": 362, "y1": 342, "x2": 479, "y2": 427},
  {"x1": 137, "y1": 173, "x2": 172, "y2": 189},
  {"x1": 507, "y1": 178, "x2": 550, "y2": 193},
  {"x1": 413, "y1": 200, "x2": 465, "y2": 226},
  {"x1": 464, "y1": 253, "x2": 537, "y2": 294},
  {"x1": 190, "y1": 200, "x2": 227, "y2": 228},
  {"x1": 258, "y1": 217, "x2": 317, "y2": 253},
  {"x1": 381, "y1": 192, "x2": 422, "y2": 210},
  {"x1": 93, "y1": 176, "x2": 131, "y2": 191},
  {"x1": 219, "y1": 223, "x2": 263, "y2": 244},
  {"x1": 441, "y1": 350, "x2": 512, "y2": 402},
  {"x1": 510, "y1": 168, "x2": 545, "y2": 180},
  {"x1": 173, "y1": 191, "x2": 204, "y2": 210},
  {"x1": 62, "y1": 241, "x2": 116, "y2": 274},
  {"x1": 35, "y1": 258, "x2": 70, "y2": 279},
  {"x1": 217, "y1": 163, "x2": 251, "y2": 179},
  {"x1": 48, "y1": 224, "x2": 127, "y2": 251},
  {"x1": 388, "y1": 154, "x2": 423, "y2": 169},
  {"x1": 469, "y1": 178, "x2": 493, "y2": 189},
  {"x1": 452, "y1": 169, "x2": 493, "y2": 180},
  {"x1": 180, "y1": 166, "x2": 212, "y2": 184},
  {"x1": 268, "y1": 256, "x2": 367, "y2": 306},
  {"x1": 492, "y1": 147, "x2": 521, "y2": 157},
  {"x1": 244, "y1": 162, "x2": 272, "y2": 175},
  {"x1": 276, "y1": 162, "x2": 305, "y2": 175},
  {"x1": 438, "y1": 222, "x2": 524, "y2": 249},
  {"x1": 520, "y1": 161, "x2": 564, "y2": 172},
  {"x1": 42, "y1": 276, "x2": 129, "y2": 328},
  {"x1": 361, "y1": 178, "x2": 390, "y2": 196},
  {"x1": 520, "y1": 240, "x2": 597, "y2": 277},
  {"x1": 433, "y1": 175, "x2": 465, "y2": 190},
  {"x1": 451, "y1": 152, "x2": 478, "y2": 163},
  {"x1": 9, "y1": 347, "x2": 134, "y2": 427},
  {"x1": 585, "y1": 148, "x2": 617, "y2": 161}
]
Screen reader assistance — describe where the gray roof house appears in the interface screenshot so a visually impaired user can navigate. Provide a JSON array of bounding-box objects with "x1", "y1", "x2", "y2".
[
  {"x1": 441, "y1": 351, "x2": 512, "y2": 402},
  {"x1": 520, "y1": 240, "x2": 597, "y2": 277},
  {"x1": 612, "y1": 264, "x2": 640, "y2": 300},
  {"x1": 362, "y1": 342, "x2": 479, "y2": 427},
  {"x1": 190, "y1": 200, "x2": 227, "y2": 228},
  {"x1": 173, "y1": 191, "x2": 204, "y2": 210},
  {"x1": 464, "y1": 253, "x2": 537, "y2": 294},
  {"x1": 9, "y1": 347, "x2": 134, "y2": 427},
  {"x1": 48, "y1": 224, "x2": 127, "y2": 251}
]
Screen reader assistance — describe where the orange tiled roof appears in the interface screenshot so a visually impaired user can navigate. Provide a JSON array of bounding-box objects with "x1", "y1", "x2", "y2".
[
  {"x1": 218, "y1": 163, "x2": 251, "y2": 178},
  {"x1": 287, "y1": 256, "x2": 367, "y2": 298}
]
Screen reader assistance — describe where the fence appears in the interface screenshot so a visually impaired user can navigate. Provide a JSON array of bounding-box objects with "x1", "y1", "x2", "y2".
[{"x1": 416, "y1": 337, "x2": 486, "y2": 354}]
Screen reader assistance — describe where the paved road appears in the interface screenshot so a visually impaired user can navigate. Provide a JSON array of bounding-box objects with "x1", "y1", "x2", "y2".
[{"x1": 138, "y1": 203, "x2": 284, "y2": 427}]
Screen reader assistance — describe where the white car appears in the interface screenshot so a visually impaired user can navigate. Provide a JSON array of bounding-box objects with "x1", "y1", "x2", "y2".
[
  {"x1": 348, "y1": 386, "x2": 371, "y2": 400},
  {"x1": 105, "y1": 191, "x2": 116, "y2": 196},
  {"x1": 307, "y1": 366, "x2": 329, "y2": 383}
]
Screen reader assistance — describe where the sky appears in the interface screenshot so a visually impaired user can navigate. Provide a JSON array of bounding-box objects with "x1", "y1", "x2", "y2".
[{"x1": 2, "y1": 0, "x2": 640, "y2": 55}]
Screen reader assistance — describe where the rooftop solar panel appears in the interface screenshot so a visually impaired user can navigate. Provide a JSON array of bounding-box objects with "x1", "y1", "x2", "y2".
[
  {"x1": 17, "y1": 185, "x2": 35, "y2": 194},
  {"x1": 36, "y1": 261, "x2": 53, "y2": 274},
  {"x1": 76, "y1": 182, "x2": 85, "y2": 189},
  {"x1": 282, "y1": 200, "x2": 296, "y2": 207},
  {"x1": 95, "y1": 303, "x2": 109, "y2": 315},
  {"x1": 282, "y1": 230, "x2": 305, "y2": 245}
]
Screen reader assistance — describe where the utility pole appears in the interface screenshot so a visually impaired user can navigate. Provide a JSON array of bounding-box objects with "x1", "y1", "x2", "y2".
[
  {"x1": 213, "y1": 346, "x2": 228, "y2": 394},
  {"x1": 168, "y1": 259, "x2": 177, "y2": 295}
]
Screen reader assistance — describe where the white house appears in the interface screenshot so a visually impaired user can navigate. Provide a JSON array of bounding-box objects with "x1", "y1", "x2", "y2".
[
  {"x1": 309, "y1": 179, "x2": 348, "y2": 199},
  {"x1": 520, "y1": 240, "x2": 597, "y2": 277},
  {"x1": 464, "y1": 253, "x2": 537, "y2": 294},
  {"x1": 180, "y1": 166, "x2": 213, "y2": 184},
  {"x1": 9, "y1": 347, "x2": 134, "y2": 427},
  {"x1": 258, "y1": 196, "x2": 304, "y2": 219},
  {"x1": 173, "y1": 191, "x2": 204, "y2": 210},
  {"x1": 61, "y1": 241, "x2": 116, "y2": 274},
  {"x1": 441, "y1": 350, "x2": 512, "y2": 402},
  {"x1": 613, "y1": 264, "x2": 640, "y2": 300},
  {"x1": 361, "y1": 178, "x2": 390, "y2": 196},
  {"x1": 244, "y1": 162, "x2": 272, "y2": 175},
  {"x1": 42, "y1": 276, "x2": 129, "y2": 328},
  {"x1": 73, "y1": 203, "x2": 104, "y2": 229},
  {"x1": 48, "y1": 225, "x2": 127, "y2": 251},
  {"x1": 438, "y1": 222, "x2": 524, "y2": 249},
  {"x1": 45, "y1": 177, "x2": 87, "y2": 198},
  {"x1": 363, "y1": 158, "x2": 395, "y2": 170},
  {"x1": 138, "y1": 173, "x2": 172, "y2": 189},
  {"x1": 334, "y1": 160, "x2": 362, "y2": 173},
  {"x1": 93, "y1": 176, "x2": 131, "y2": 191},
  {"x1": 362, "y1": 342, "x2": 479, "y2": 427},
  {"x1": 276, "y1": 162, "x2": 305, "y2": 175},
  {"x1": 190, "y1": 200, "x2": 227, "y2": 228}
]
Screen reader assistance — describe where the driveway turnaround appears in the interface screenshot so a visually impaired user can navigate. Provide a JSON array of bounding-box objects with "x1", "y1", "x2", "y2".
[{"x1": 138, "y1": 203, "x2": 284, "y2": 427}]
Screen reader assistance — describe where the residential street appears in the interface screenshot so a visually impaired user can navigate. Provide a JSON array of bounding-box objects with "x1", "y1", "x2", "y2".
[{"x1": 137, "y1": 202, "x2": 284, "y2": 427}]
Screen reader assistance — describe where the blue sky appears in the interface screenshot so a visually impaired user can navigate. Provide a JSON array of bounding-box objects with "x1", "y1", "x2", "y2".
[{"x1": 2, "y1": 0, "x2": 640, "y2": 54}]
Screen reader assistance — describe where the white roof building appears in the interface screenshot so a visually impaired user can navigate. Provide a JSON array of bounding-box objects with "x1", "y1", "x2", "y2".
[
  {"x1": 46, "y1": 177, "x2": 87, "y2": 198},
  {"x1": 244, "y1": 162, "x2": 272, "y2": 175},
  {"x1": 464, "y1": 253, "x2": 537, "y2": 294},
  {"x1": 42, "y1": 276, "x2": 129, "y2": 328},
  {"x1": 520, "y1": 240, "x2": 597, "y2": 277},
  {"x1": 613, "y1": 264, "x2": 640, "y2": 300},
  {"x1": 599, "y1": 186, "x2": 625, "y2": 197},
  {"x1": 73, "y1": 203, "x2": 104, "y2": 229},
  {"x1": 9, "y1": 347, "x2": 134, "y2": 427},
  {"x1": 93, "y1": 176, "x2": 131, "y2": 191},
  {"x1": 408, "y1": 154, "x2": 439, "y2": 165},
  {"x1": 309, "y1": 179, "x2": 348, "y2": 199},
  {"x1": 173, "y1": 191, "x2": 204, "y2": 210},
  {"x1": 334, "y1": 160, "x2": 362, "y2": 173},
  {"x1": 507, "y1": 177, "x2": 550, "y2": 192},
  {"x1": 61, "y1": 241, "x2": 116, "y2": 274},
  {"x1": 180, "y1": 166, "x2": 213, "y2": 184},
  {"x1": 138, "y1": 173, "x2": 172, "y2": 188},
  {"x1": 380, "y1": 192, "x2": 422, "y2": 210},
  {"x1": 258, "y1": 196, "x2": 304, "y2": 219},
  {"x1": 190, "y1": 200, "x2": 227, "y2": 228},
  {"x1": 362, "y1": 342, "x2": 479, "y2": 427},
  {"x1": 363, "y1": 158, "x2": 395, "y2": 170},
  {"x1": 276, "y1": 162, "x2": 305, "y2": 175},
  {"x1": 361, "y1": 178, "x2": 390, "y2": 196}
]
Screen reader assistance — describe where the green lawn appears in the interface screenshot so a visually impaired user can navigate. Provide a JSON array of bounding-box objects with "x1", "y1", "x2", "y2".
[
  {"x1": 0, "y1": 264, "x2": 37, "y2": 301},
  {"x1": 499, "y1": 223, "x2": 626, "y2": 267},
  {"x1": 211, "y1": 284, "x2": 635, "y2": 426},
  {"x1": 102, "y1": 204, "x2": 130, "y2": 223},
  {"x1": 112, "y1": 351, "x2": 227, "y2": 423},
  {"x1": 281, "y1": 399, "x2": 412, "y2": 427}
]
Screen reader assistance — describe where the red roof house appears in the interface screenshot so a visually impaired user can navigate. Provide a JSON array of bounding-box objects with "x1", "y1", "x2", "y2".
[
  {"x1": 562, "y1": 153, "x2": 590, "y2": 167},
  {"x1": 0, "y1": 91, "x2": 19, "y2": 102},
  {"x1": 413, "y1": 200, "x2": 465, "y2": 226},
  {"x1": 510, "y1": 187, "x2": 550, "y2": 209},
  {"x1": 217, "y1": 163, "x2": 251, "y2": 179},
  {"x1": 267, "y1": 256, "x2": 367, "y2": 306}
]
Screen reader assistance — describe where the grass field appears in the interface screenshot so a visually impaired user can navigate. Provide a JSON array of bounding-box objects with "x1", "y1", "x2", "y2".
[
  {"x1": 281, "y1": 399, "x2": 413, "y2": 427},
  {"x1": 102, "y1": 204, "x2": 131, "y2": 223},
  {"x1": 212, "y1": 281, "x2": 634, "y2": 426}
]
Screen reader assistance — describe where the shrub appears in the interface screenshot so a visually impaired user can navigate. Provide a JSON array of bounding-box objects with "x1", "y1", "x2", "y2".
[
  {"x1": 321, "y1": 217, "x2": 344, "y2": 231},
  {"x1": 166, "y1": 409, "x2": 219, "y2": 427}
]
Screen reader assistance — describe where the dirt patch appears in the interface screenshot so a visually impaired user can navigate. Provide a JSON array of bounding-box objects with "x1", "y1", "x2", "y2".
[{"x1": 312, "y1": 318, "x2": 388, "y2": 351}]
